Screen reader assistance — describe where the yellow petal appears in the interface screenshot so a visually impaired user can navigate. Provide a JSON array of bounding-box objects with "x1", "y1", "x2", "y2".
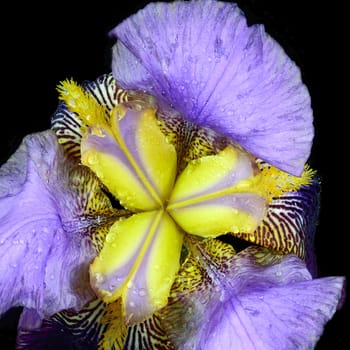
[
  {"x1": 90, "y1": 210, "x2": 183, "y2": 324},
  {"x1": 168, "y1": 196, "x2": 264, "y2": 237},
  {"x1": 168, "y1": 146, "x2": 267, "y2": 237},
  {"x1": 81, "y1": 106, "x2": 177, "y2": 211}
]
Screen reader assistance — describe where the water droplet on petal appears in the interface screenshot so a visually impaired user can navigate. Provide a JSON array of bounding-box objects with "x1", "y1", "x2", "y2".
[
  {"x1": 108, "y1": 284, "x2": 116, "y2": 292},
  {"x1": 105, "y1": 234, "x2": 115, "y2": 243},
  {"x1": 87, "y1": 154, "x2": 98, "y2": 165},
  {"x1": 138, "y1": 289, "x2": 147, "y2": 297},
  {"x1": 94, "y1": 273, "x2": 106, "y2": 284},
  {"x1": 126, "y1": 281, "x2": 133, "y2": 289}
]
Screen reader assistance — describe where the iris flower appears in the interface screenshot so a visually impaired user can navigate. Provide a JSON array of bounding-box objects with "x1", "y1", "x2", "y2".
[{"x1": 0, "y1": 0, "x2": 345, "y2": 349}]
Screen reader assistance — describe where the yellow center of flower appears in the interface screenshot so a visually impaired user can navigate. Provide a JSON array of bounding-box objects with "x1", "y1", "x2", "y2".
[
  {"x1": 57, "y1": 79, "x2": 314, "y2": 324},
  {"x1": 80, "y1": 104, "x2": 267, "y2": 323}
]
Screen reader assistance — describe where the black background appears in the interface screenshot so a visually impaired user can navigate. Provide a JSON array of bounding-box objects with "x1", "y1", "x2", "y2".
[{"x1": 1, "y1": 1, "x2": 348, "y2": 348}]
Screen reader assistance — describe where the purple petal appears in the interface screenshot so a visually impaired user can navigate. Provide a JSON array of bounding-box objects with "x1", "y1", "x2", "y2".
[
  {"x1": 0, "y1": 131, "x2": 96, "y2": 320},
  {"x1": 160, "y1": 242, "x2": 345, "y2": 350},
  {"x1": 200, "y1": 276, "x2": 344, "y2": 349},
  {"x1": 203, "y1": 249, "x2": 344, "y2": 349},
  {"x1": 110, "y1": 0, "x2": 313, "y2": 176}
]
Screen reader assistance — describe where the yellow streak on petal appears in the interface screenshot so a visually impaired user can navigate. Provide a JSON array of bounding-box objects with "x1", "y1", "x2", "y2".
[
  {"x1": 90, "y1": 212, "x2": 159, "y2": 279},
  {"x1": 90, "y1": 211, "x2": 183, "y2": 320},
  {"x1": 167, "y1": 146, "x2": 266, "y2": 237},
  {"x1": 168, "y1": 147, "x2": 239, "y2": 209},
  {"x1": 169, "y1": 204, "x2": 257, "y2": 237},
  {"x1": 136, "y1": 109, "x2": 177, "y2": 203},
  {"x1": 146, "y1": 211, "x2": 183, "y2": 308},
  {"x1": 168, "y1": 147, "x2": 264, "y2": 210},
  {"x1": 82, "y1": 147, "x2": 159, "y2": 211},
  {"x1": 105, "y1": 105, "x2": 177, "y2": 208}
]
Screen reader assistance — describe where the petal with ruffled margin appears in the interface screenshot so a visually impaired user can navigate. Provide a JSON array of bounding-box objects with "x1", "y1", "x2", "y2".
[
  {"x1": 159, "y1": 241, "x2": 345, "y2": 350},
  {"x1": 0, "y1": 131, "x2": 116, "y2": 320},
  {"x1": 110, "y1": 0, "x2": 313, "y2": 176}
]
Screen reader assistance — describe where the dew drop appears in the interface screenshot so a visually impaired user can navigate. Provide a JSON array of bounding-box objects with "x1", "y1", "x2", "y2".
[
  {"x1": 108, "y1": 284, "x2": 116, "y2": 291},
  {"x1": 105, "y1": 234, "x2": 115, "y2": 243},
  {"x1": 87, "y1": 154, "x2": 98, "y2": 165},
  {"x1": 126, "y1": 281, "x2": 133, "y2": 289},
  {"x1": 94, "y1": 273, "x2": 106, "y2": 284},
  {"x1": 138, "y1": 288, "x2": 147, "y2": 297}
]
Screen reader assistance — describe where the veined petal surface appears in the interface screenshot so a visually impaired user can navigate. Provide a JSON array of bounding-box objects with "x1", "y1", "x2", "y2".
[
  {"x1": 90, "y1": 210, "x2": 183, "y2": 323},
  {"x1": 0, "y1": 131, "x2": 97, "y2": 319},
  {"x1": 159, "y1": 241, "x2": 345, "y2": 350},
  {"x1": 168, "y1": 146, "x2": 266, "y2": 236},
  {"x1": 110, "y1": 0, "x2": 313, "y2": 175},
  {"x1": 81, "y1": 106, "x2": 177, "y2": 211}
]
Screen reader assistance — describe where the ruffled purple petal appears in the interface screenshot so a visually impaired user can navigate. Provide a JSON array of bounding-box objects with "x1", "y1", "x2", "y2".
[
  {"x1": 196, "y1": 250, "x2": 345, "y2": 349},
  {"x1": 0, "y1": 131, "x2": 96, "y2": 320},
  {"x1": 160, "y1": 242, "x2": 345, "y2": 350},
  {"x1": 110, "y1": 0, "x2": 313, "y2": 176},
  {"x1": 205, "y1": 278, "x2": 344, "y2": 349}
]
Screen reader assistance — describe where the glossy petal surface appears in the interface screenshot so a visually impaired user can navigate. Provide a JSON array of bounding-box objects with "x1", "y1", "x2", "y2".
[
  {"x1": 168, "y1": 147, "x2": 266, "y2": 236},
  {"x1": 159, "y1": 242, "x2": 345, "y2": 350},
  {"x1": 0, "y1": 131, "x2": 96, "y2": 319},
  {"x1": 110, "y1": 0, "x2": 313, "y2": 175},
  {"x1": 81, "y1": 106, "x2": 177, "y2": 211},
  {"x1": 90, "y1": 211, "x2": 183, "y2": 323}
]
